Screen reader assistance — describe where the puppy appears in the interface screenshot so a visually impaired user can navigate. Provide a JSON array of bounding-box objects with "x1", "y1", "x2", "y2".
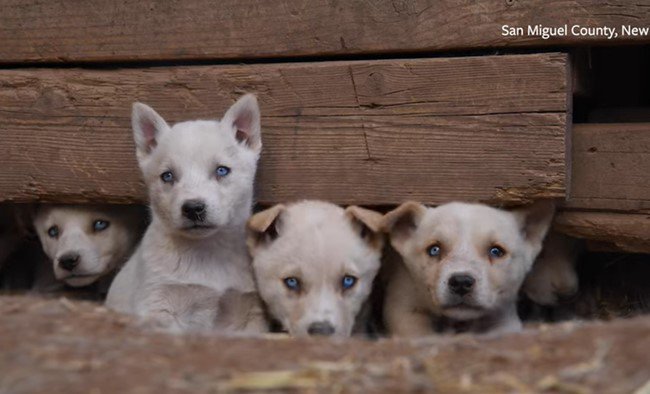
[
  {"x1": 247, "y1": 201, "x2": 384, "y2": 337},
  {"x1": 383, "y1": 200, "x2": 554, "y2": 336},
  {"x1": 32, "y1": 205, "x2": 144, "y2": 292},
  {"x1": 106, "y1": 94, "x2": 266, "y2": 334},
  {"x1": 522, "y1": 231, "x2": 581, "y2": 306}
]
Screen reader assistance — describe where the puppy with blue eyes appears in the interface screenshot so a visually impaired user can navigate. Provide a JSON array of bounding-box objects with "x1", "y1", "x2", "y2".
[
  {"x1": 33, "y1": 205, "x2": 144, "y2": 291},
  {"x1": 246, "y1": 201, "x2": 384, "y2": 337},
  {"x1": 382, "y1": 200, "x2": 554, "y2": 336},
  {"x1": 106, "y1": 94, "x2": 267, "y2": 334}
]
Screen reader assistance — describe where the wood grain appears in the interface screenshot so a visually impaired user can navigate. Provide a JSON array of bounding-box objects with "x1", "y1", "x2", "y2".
[
  {"x1": 565, "y1": 123, "x2": 650, "y2": 213},
  {"x1": 0, "y1": 0, "x2": 648, "y2": 64},
  {"x1": 555, "y1": 211, "x2": 650, "y2": 254},
  {"x1": 0, "y1": 54, "x2": 569, "y2": 205}
]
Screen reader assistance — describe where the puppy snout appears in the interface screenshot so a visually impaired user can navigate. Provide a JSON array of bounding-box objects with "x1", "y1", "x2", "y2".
[
  {"x1": 307, "y1": 321, "x2": 336, "y2": 337},
  {"x1": 181, "y1": 199, "x2": 207, "y2": 222},
  {"x1": 448, "y1": 274, "x2": 475, "y2": 296},
  {"x1": 58, "y1": 252, "x2": 80, "y2": 271}
]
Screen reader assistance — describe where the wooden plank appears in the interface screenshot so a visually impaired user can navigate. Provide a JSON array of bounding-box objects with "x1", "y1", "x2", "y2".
[
  {"x1": 0, "y1": 54, "x2": 569, "y2": 205},
  {"x1": 565, "y1": 123, "x2": 650, "y2": 213},
  {"x1": 554, "y1": 211, "x2": 650, "y2": 254},
  {"x1": 0, "y1": 1, "x2": 648, "y2": 64}
]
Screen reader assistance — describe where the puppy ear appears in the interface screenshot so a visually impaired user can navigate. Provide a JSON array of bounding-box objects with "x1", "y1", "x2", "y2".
[
  {"x1": 383, "y1": 201, "x2": 426, "y2": 251},
  {"x1": 222, "y1": 94, "x2": 262, "y2": 153},
  {"x1": 132, "y1": 102, "x2": 170, "y2": 156},
  {"x1": 345, "y1": 206, "x2": 385, "y2": 250},
  {"x1": 246, "y1": 204, "x2": 285, "y2": 255},
  {"x1": 513, "y1": 200, "x2": 556, "y2": 257}
]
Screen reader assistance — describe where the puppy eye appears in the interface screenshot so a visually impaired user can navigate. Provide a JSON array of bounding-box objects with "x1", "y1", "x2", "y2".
[
  {"x1": 47, "y1": 225, "x2": 59, "y2": 238},
  {"x1": 427, "y1": 244, "x2": 441, "y2": 257},
  {"x1": 283, "y1": 277, "x2": 301, "y2": 291},
  {"x1": 160, "y1": 171, "x2": 174, "y2": 183},
  {"x1": 341, "y1": 275, "x2": 357, "y2": 290},
  {"x1": 489, "y1": 246, "x2": 506, "y2": 258},
  {"x1": 216, "y1": 166, "x2": 231, "y2": 178},
  {"x1": 93, "y1": 220, "x2": 110, "y2": 232}
]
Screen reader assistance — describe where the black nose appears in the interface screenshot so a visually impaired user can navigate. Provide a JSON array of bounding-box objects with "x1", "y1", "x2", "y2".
[
  {"x1": 448, "y1": 274, "x2": 475, "y2": 296},
  {"x1": 181, "y1": 200, "x2": 207, "y2": 221},
  {"x1": 58, "y1": 253, "x2": 80, "y2": 271},
  {"x1": 307, "y1": 321, "x2": 336, "y2": 336}
]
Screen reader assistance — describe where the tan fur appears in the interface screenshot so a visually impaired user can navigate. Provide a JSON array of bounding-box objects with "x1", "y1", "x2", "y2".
[
  {"x1": 522, "y1": 232, "x2": 581, "y2": 305},
  {"x1": 106, "y1": 94, "x2": 267, "y2": 334},
  {"x1": 383, "y1": 200, "x2": 555, "y2": 336},
  {"x1": 33, "y1": 205, "x2": 143, "y2": 290},
  {"x1": 247, "y1": 200, "x2": 384, "y2": 337}
]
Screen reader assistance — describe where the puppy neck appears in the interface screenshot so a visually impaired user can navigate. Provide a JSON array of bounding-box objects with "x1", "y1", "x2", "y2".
[
  {"x1": 149, "y1": 215, "x2": 248, "y2": 252},
  {"x1": 434, "y1": 302, "x2": 518, "y2": 334}
]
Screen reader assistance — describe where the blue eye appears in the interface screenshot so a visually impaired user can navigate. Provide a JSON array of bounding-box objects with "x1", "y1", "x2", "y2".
[
  {"x1": 93, "y1": 220, "x2": 110, "y2": 232},
  {"x1": 489, "y1": 246, "x2": 505, "y2": 258},
  {"x1": 160, "y1": 171, "x2": 174, "y2": 183},
  {"x1": 427, "y1": 244, "x2": 441, "y2": 257},
  {"x1": 341, "y1": 275, "x2": 357, "y2": 290},
  {"x1": 216, "y1": 166, "x2": 231, "y2": 177},
  {"x1": 283, "y1": 277, "x2": 300, "y2": 291},
  {"x1": 47, "y1": 226, "x2": 59, "y2": 238}
]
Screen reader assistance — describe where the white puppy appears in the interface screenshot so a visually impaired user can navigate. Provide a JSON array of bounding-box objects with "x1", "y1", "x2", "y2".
[
  {"x1": 32, "y1": 205, "x2": 143, "y2": 292},
  {"x1": 106, "y1": 94, "x2": 266, "y2": 334},
  {"x1": 383, "y1": 200, "x2": 554, "y2": 336},
  {"x1": 247, "y1": 201, "x2": 384, "y2": 337}
]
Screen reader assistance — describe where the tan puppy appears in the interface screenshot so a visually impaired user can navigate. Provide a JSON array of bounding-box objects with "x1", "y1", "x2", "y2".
[
  {"x1": 33, "y1": 205, "x2": 144, "y2": 291},
  {"x1": 247, "y1": 201, "x2": 384, "y2": 337},
  {"x1": 383, "y1": 200, "x2": 554, "y2": 336},
  {"x1": 522, "y1": 232, "x2": 581, "y2": 305}
]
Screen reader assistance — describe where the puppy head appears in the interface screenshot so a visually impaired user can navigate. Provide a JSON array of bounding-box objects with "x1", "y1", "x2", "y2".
[
  {"x1": 384, "y1": 200, "x2": 554, "y2": 321},
  {"x1": 132, "y1": 94, "x2": 261, "y2": 239},
  {"x1": 33, "y1": 205, "x2": 142, "y2": 287},
  {"x1": 522, "y1": 232, "x2": 580, "y2": 305},
  {"x1": 247, "y1": 201, "x2": 384, "y2": 337}
]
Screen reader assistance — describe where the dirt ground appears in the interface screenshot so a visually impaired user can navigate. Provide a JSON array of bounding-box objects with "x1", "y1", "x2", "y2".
[{"x1": 0, "y1": 295, "x2": 648, "y2": 394}]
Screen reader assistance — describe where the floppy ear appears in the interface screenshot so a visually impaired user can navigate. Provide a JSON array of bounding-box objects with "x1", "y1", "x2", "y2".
[
  {"x1": 246, "y1": 204, "x2": 285, "y2": 255},
  {"x1": 132, "y1": 102, "x2": 170, "y2": 157},
  {"x1": 513, "y1": 200, "x2": 556, "y2": 258},
  {"x1": 222, "y1": 94, "x2": 262, "y2": 153},
  {"x1": 382, "y1": 201, "x2": 427, "y2": 252},
  {"x1": 345, "y1": 206, "x2": 385, "y2": 250}
]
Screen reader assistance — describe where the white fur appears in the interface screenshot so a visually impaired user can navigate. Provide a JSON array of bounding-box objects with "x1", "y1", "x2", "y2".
[
  {"x1": 106, "y1": 94, "x2": 266, "y2": 334},
  {"x1": 33, "y1": 205, "x2": 143, "y2": 290},
  {"x1": 247, "y1": 201, "x2": 384, "y2": 337}
]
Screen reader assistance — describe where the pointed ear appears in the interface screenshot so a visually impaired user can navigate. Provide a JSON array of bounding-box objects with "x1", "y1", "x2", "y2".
[
  {"x1": 132, "y1": 102, "x2": 170, "y2": 157},
  {"x1": 246, "y1": 204, "x2": 285, "y2": 255},
  {"x1": 513, "y1": 200, "x2": 556, "y2": 257},
  {"x1": 382, "y1": 202, "x2": 427, "y2": 251},
  {"x1": 222, "y1": 94, "x2": 262, "y2": 153},
  {"x1": 345, "y1": 206, "x2": 385, "y2": 250}
]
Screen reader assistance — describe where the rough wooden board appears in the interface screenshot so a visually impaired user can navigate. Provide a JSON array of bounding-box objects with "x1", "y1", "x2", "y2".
[
  {"x1": 554, "y1": 211, "x2": 650, "y2": 254},
  {"x1": 1, "y1": 295, "x2": 649, "y2": 393},
  {"x1": 0, "y1": 0, "x2": 649, "y2": 64},
  {"x1": 0, "y1": 54, "x2": 569, "y2": 205},
  {"x1": 564, "y1": 123, "x2": 650, "y2": 213}
]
